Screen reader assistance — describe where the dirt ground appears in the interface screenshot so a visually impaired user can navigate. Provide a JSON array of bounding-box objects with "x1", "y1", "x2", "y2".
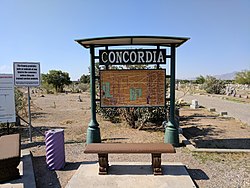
[
  {"x1": 180, "y1": 107, "x2": 250, "y2": 149},
  {"x1": 3, "y1": 92, "x2": 250, "y2": 188},
  {"x1": 24, "y1": 92, "x2": 165, "y2": 187}
]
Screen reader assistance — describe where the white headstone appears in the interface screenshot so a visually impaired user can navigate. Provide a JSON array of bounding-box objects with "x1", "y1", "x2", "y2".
[{"x1": 190, "y1": 99, "x2": 199, "y2": 109}]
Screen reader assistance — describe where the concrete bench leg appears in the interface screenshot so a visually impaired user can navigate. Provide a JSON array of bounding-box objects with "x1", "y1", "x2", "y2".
[
  {"x1": 98, "y1": 153, "x2": 109, "y2": 175},
  {"x1": 151, "y1": 153, "x2": 162, "y2": 175}
]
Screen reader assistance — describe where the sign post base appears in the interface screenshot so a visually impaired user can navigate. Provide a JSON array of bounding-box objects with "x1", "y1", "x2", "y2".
[
  {"x1": 164, "y1": 121, "x2": 179, "y2": 147},
  {"x1": 86, "y1": 120, "x2": 101, "y2": 144}
]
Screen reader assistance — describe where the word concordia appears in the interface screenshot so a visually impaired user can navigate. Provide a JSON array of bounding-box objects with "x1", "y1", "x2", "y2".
[{"x1": 99, "y1": 49, "x2": 166, "y2": 65}]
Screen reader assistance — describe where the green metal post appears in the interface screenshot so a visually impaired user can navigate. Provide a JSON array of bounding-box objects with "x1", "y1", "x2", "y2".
[
  {"x1": 164, "y1": 44, "x2": 179, "y2": 146},
  {"x1": 86, "y1": 45, "x2": 101, "y2": 143}
]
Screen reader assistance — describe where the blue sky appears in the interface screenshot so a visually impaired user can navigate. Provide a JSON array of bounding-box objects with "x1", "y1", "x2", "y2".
[{"x1": 0, "y1": 0, "x2": 249, "y2": 80}]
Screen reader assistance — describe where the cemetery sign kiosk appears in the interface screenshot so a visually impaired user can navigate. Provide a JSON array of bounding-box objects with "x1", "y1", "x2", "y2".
[{"x1": 76, "y1": 36, "x2": 189, "y2": 146}]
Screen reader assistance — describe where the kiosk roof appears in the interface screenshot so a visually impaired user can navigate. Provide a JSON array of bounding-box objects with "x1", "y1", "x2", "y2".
[{"x1": 75, "y1": 36, "x2": 189, "y2": 48}]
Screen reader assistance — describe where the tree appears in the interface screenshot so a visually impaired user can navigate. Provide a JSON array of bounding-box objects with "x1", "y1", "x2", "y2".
[
  {"x1": 203, "y1": 76, "x2": 225, "y2": 94},
  {"x1": 79, "y1": 74, "x2": 90, "y2": 84},
  {"x1": 195, "y1": 75, "x2": 205, "y2": 84},
  {"x1": 42, "y1": 70, "x2": 71, "y2": 92},
  {"x1": 235, "y1": 70, "x2": 250, "y2": 85},
  {"x1": 179, "y1": 79, "x2": 190, "y2": 84}
]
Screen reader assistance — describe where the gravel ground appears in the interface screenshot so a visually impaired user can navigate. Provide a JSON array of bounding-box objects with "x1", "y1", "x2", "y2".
[{"x1": 17, "y1": 92, "x2": 250, "y2": 188}]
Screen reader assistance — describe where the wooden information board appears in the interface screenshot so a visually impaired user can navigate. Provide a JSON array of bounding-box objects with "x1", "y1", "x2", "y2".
[{"x1": 100, "y1": 69, "x2": 166, "y2": 107}]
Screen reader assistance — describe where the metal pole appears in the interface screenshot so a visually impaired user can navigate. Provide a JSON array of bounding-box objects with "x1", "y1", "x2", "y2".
[
  {"x1": 164, "y1": 44, "x2": 179, "y2": 146},
  {"x1": 86, "y1": 45, "x2": 101, "y2": 143},
  {"x1": 28, "y1": 87, "x2": 32, "y2": 142},
  {"x1": 169, "y1": 45, "x2": 176, "y2": 123}
]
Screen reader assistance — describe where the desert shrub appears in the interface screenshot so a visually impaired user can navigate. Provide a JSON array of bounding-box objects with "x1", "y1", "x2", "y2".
[
  {"x1": 67, "y1": 83, "x2": 89, "y2": 93},
  {"x1": 97, "y1": 105, "x2": 167, "y2": 129},
  {"x1": 96, "y1": 105, "x2": 121, "y2": 123},
  {"x1": 121, "y1": 107, "x2": 166, "y2": 129},
  {"x1": 195, "y1": 75, "x2": 205, "y2": 84},
  {"x1": 15, "y1": 88, "x2": 27, "y2": 116},
  {"x1": 203, "y1": 76, "x2": 225, "y2": 94},
  {"x1": 41, "y1": 81, "x2": 55, "y2": 94},
  {"x1": 235, "y1": 70, "x2": 250, "y2": 85},
  {"x1": 78, "y1": 83, "x2": 90, "y2": 92},
  {"x1": 120, "y1": 108, "x2": 137, "y2": 128}
]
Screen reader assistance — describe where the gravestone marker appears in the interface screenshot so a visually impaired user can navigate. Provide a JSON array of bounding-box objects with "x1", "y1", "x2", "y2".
[{"x1": 190, "y1": 99, "x2": 199, "y2": 109}]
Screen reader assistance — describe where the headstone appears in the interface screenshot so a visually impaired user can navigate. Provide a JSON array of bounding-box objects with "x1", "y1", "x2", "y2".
[
  {"x1": 190, "y1": 99, "x2": 199, "y2": 109},
  {"x1": 209, "y1": 108, "x2": 216, "y2": 112},
  {"x1": 225, "y1": 86, "x2": 231, "y2": 96},
  {"x1": 220, "y1": 112, "x2": 228, "y2": 116},
  {"x1": 178, "y1": 82, "x2": 181, "y2": 90},
  {"x1": 77, "y1": 95, "x2": 82, "y2": 102},
  {"x1": 231, "y1": 88, "x2": 236, "y2": 97}
]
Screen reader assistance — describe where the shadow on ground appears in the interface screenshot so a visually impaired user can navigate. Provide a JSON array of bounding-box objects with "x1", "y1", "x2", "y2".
[
  {"x1": 107, "y1": 164, "x2": 199, "y2": 176},
  {"x1": 182, "y1": 126, "x2": 250, "y2": 149},
  {"x1": 32, "y1": 155, "x2": 84, "y2": 188},
  {"x1": 187, "y1": 168, "x2": 209, "y2": 188},
  {"x1": 182, "y1": 126, "x2": 222, "y2": 139},
  {"x1": 187, "y1": 168, "x2": 209, "y2": 180},
  {"x1": 21, "y1": 141, "x2": 45, "y2": 149},
  {"x1": 180, "y1": 111, "x2": 250, "y2": 149},
  {"x1": 62, "y1": 162, "x2": 82, "y2": 171},
  {"x1": 102, "y1": 137, "x2": 129, "y2": 143},
  {"x1": 32, "y1": 156, "x2": 62, "y2": 188},
  {"x1": 31, "y1": 112, "x2": 49, "y2": 119},
  {"x1": 193, "y1": 138, "x2": 250, "y2": 149}
]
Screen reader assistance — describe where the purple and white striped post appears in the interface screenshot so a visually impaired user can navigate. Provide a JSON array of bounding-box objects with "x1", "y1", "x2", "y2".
[{"x1": 45, "y1": 129, "x2": 65, "y2": 170}]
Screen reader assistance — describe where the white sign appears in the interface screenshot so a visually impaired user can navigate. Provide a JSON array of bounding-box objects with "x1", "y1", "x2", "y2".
[
  {"x1": 0, "y1": 74, "x2": 16, "y2": 123},
  {"x1": 13, "y1": 62, "x2": 40, "y2": 86}
]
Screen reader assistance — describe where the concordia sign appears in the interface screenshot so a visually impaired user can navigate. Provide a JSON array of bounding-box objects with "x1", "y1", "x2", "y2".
[{"x1": 99, "y1": 49, "x2": 166, "y2": 65}]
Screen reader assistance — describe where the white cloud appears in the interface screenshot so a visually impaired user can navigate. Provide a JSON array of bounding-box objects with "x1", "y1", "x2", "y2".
[{"x1": 0, "y1": 65, "x2": 12, "y2": 73}]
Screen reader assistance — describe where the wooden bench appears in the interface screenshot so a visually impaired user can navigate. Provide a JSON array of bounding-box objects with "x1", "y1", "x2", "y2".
[{"x1": 84, "y1": 143, "x2": 175, "y2": 175}]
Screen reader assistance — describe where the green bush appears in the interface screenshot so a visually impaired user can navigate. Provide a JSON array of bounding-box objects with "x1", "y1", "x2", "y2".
[
  {"x1": 78, "y1": 83, "x2": 90, "y2": 92},
  {"x1": 97, "y1": 105, "x2": 166, "y2": 129},
  {"x1": 121, "y1": 107, "x2": 167, "y2": 129},
  {"x1": 235, "y1": 70, "x2": 250, "y2": 85},
  {"x1": 41, "y1": 81, "x2": 55, "y2": 94},
  {"x1": 15, "y1": 88, "x2": 26, "y2": 115},
  {"x1": 42, "y1": 70, "x2": 71, "y2": 93},
  {"x1": 96, "y1": 105, "x2": 121, "y2": 123},
  {"x1": 203, "y1": 76, "x2": 225, "y2": 94},
  {"x1": 195, "y1": 75, "x2": 205, "y2": 84}
]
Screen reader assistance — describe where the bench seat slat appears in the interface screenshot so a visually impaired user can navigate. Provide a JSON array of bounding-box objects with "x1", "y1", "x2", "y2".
[{"x1": 84, "y1": 143, "x2": 175, "y2": 154}]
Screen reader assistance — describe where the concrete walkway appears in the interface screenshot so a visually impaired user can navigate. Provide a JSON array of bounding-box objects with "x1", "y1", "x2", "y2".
[
  {"x1": 176, "y1": 91, "x2": 250, "y2": 126},
  {"x1": 66, "y1": 162, "x2": 196, "y2": 188},
  {"x1": 0, "y1": 150, "x2": 36, "y2": 188}
]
